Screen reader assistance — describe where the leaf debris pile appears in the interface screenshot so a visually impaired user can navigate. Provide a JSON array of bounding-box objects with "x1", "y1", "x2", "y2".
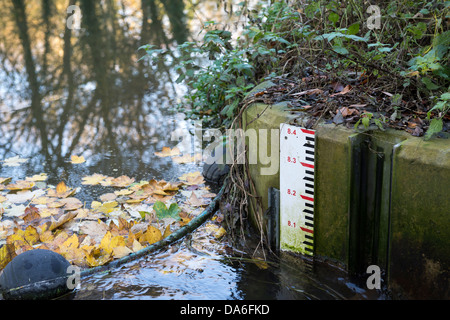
[{"x1": 0, "y1": 153, "x2": 225, "y2": 270}]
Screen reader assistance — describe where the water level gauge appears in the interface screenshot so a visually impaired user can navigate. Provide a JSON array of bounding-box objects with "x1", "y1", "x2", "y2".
[{"x1": 279, "y1": 123, "x2": 315, "y2": 257}]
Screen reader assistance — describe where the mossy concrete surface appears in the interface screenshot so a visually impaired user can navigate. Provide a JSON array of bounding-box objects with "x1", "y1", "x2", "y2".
[
  {"x1": 242, "y1": 98, "x2": 449, "y2": 299},
  {"x1": 389, "y1": 137, "x2": 450, "y2": 299},
  {"x1": 243, "y1": 101, "x2": 296, "y2": 231},
  {"x1": 314, "y1": 124, "x2": 354, "y2": 268}
]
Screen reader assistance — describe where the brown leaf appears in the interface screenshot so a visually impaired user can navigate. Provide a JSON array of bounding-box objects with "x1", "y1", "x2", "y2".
[
  {"x1": 154, "y1": 147, "x2": 181, "y2": 158},
  {"x1": 48, "y1": 211, "x2": 78, "y2": 231},
  {"x1": 22, "y1": 205, "x2": 41, "y2": 225},
  {"x1": 330, "y1": 85, "x2": 352, "y2": 97},
  {"x1": 59, "y1": 197, "x2": 83, "y2": 211}
]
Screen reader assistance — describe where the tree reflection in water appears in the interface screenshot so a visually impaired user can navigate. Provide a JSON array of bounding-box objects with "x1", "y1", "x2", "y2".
[{"x1": 0, "y1": 0, "x2": 191, "y2": 176}]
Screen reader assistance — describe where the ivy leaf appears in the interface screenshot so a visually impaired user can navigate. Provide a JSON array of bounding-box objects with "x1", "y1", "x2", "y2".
[
  {"x1": 153, "y1": 201, "x2": 181, "y2": 221},
  {"x1": 425, "y1": 118, "x2": 443, "y2": 140},
  {"x1": 347, "y1": 23, "x2": 360, "y2": 35},
  {"x1": 421, "y1": 77, "x2": 441, "y2": 90}
]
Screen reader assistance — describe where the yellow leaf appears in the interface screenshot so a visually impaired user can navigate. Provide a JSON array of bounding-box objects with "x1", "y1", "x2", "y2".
[
  {"x1": 85, "y1": 247, "x2": 112, "y2": 267},
  {"x1": 24, "y1": 225, "x2": 40, "y2": 245},
  {"x1": 39, "y1": 207, "x2": 63, "y2": 218},
  {"x1": 114, "y1": 189, "x2": 133, "y2": 196},
  {"x1": 56, "y1": 181, "x2": 68, "y2": 194},
  {"x1": 154, "y1": 147, "x2": 181, "y2": 158},
  {"x1": 47, "y1": 182, "x2": 76, "y2": 198},
  {"x1": 70, "y1": 155, "x2": 86, "y2": 164},
  {"x1": 48, "y1": 231, "x2": 70, "y2": 249},
  {"x1": 132, "y1": 239, "x2": 144, "y2": 252},
  {"x1": 99, "y1": 231, "x2": 126, "y2": 254},
  {"x1": 214, "y1": 227, "x2": 227, "y2": 239},
  {"x1": 0, "y1": 243, "x2": 16, "y2": 270},
  {"x1": 82, "y1": 174, "x2": 108, "y2": 186},
  {"x1": 163, "y1": 224, "x2": 172, "y2": 238},
  {"x1": 39, "y1": 230, "x2": 54, "y2": 243},
  {"x1": 6, "y1": 180, "x2": 35, "y2": 191},
  {"x1": 253, "y1": 258, "x2": 269, "y2": 270},
  {"x1": 60, "y1": 234, "x2": 79, "y2": 252},
  {"x1": 99, "y1": 231, "x2": 112, "y2": 251},
  {"x1": 25, "y1": 173, "x2": 48, "y2": 182},
  {"x1": 144, "y1": 225, "x2": 162, "y2": 245},
  {"x1": 62, "y1": 247, "x2": 86, "y2": 267},
  {"x1": 112, "y1": 246, "x2": 133, "y2": 259},
  {"x1": 96, "y1": 201, "x2": 118, "y2": 214}
]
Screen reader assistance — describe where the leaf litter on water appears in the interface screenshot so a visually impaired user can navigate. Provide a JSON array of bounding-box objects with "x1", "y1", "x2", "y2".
[{"x1": 0, "y1": 163, "x2": 222, "y2": 269}]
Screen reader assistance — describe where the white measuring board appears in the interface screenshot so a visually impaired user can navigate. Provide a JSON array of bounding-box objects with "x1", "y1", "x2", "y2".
[{"x1": 279, "y1": 123, "x2": 315, "y2": 256}]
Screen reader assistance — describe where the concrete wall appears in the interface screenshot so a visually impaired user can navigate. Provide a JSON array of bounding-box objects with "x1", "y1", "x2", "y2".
[{"x1": 242, "y1": 96, "x2": 450, "y2": 299}]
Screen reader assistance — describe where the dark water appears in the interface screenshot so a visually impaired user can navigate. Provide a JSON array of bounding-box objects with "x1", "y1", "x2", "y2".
[{"x1": 0, "y1": 0, "x2": 385, "y2": 300}]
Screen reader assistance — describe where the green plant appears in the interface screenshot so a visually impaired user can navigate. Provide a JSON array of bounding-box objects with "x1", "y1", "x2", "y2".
[
  {"x1": 425, "y1": 91, "x2": 450, "y2": 139},
  {"x1": 354, "y1": 111, "x2": 386, "y2": 131}
]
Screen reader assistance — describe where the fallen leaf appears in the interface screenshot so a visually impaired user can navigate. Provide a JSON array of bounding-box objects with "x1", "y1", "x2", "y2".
[
  {"x1": 131, "y1": 239, "x2": 144, "y2": 252},
  {"x1": 6, "y1": 180, "x2": 35, "y2": 191},
  {"x1": 39, "y1": 207, "x2": 63, "y2": 218},
  {"x1": 85, "y1": 247, "x2": 113, "y2": 267},
  {"x1": 0, "y1": 177, "x2": 12, "y2": 185},
  {"x1": 56, "y1": 181, "x2": 67, "y2": 194},
  {"x1": 144, "y1": 225, "x2": 162, "y2": 245},
  {"x1": 163, "y1": 224, "x2": 172, "y2": 238},
  {"x1": 99, "y1": 193, "x2": 117, "y2": 202},
  {"x1": 70, "y1": 155, "x2": 86, "y2": 164},
  {"x1": 112, "y1": 246, "x2": 133, "y2": 259},
  {"x1": 4, "y1": 204, "x2": 27, "y2": 217},
  {"x1": 25, "y1": 173, "x2": 48, "y2": 182},
  {"x1": 47, "y1": 182, "x2": 76, "y2": 198},
  {"x1": 82, "y1": 174, "x2": 108, "y2": 185},
  {"x1": 154, "y1": 147, "x2": 181, "y2": 158},
  {"x1": 59, "y1": 234, "x2": 80, "y2": 252},
  {"x1": 22, "y1": 205, "x2": 41, "y2": 224},
  {"x1": 109, "y1": 176, "x2": 135, "y2": 188},
  {"x1": 330, "y1": 85, "x2": 352, "y2": 97},
  {"x1": 187, "y1": 192, "x2": 206, "y2": 207},
  {"x1": 214, "y1": 227, "x2": 227, "y2": 239},
  {"x1": 78, "y1": 220, "x2": 108, "y2": 243},
  {"x1": 2, "y1": 156, "x2": 28, "y2": 167},
  {"x1": 39, "y1": 230, "x2": 55, "y2": 244},
  {"x1": 60, "y1": 197, "x2": 83, "y2": 211},
  {"x1": 291, "y1": 88, "x2": 324, "y2": 96},
  {"x1": 48, "y1": 211, "x2": 78, "y2": 231},
  {"x1": 178, "y1": 171, "x2": 205, "y2": 186},
  {"x1": 0, "y1": 243, "x2": 16, "y2": 270},
  {"x1": 172, "y1": 153, "x2": 203, "y2": 164},
  {"x1": 95, "y1": 201, "x2": 118, "y2": 214},
  {"x1": 7, "y1": 189, "x2": 45, "y2": 204},
  {"x1": 115, "y1": 189, "x2": 133, "y2": 196}
]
